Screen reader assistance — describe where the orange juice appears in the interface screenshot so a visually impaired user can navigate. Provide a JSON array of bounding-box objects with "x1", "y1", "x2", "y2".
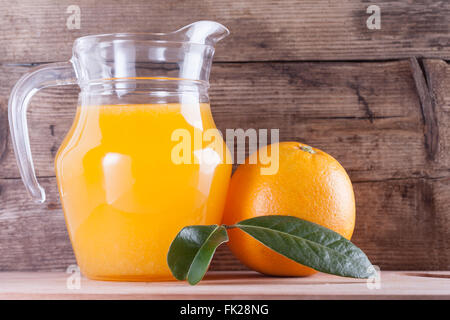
[{"x1": 55, "y1": 103, "x2": 231, "y2": 281}]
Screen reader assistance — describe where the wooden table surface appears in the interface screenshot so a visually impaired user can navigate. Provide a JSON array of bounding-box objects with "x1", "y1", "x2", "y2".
[{"x1": 0, "y1": 271, "x2": 449, "y2": 300}]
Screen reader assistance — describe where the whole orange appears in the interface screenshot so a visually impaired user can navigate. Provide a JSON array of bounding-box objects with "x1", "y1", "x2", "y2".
[{"x1": 222, "y1": 142, "x2": 355, "y2": 276}]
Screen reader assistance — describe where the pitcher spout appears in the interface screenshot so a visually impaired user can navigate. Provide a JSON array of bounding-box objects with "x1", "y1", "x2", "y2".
[
  {"x1": 71, "y1": 21, "x2": 230, "y2": 86},
  {"x1": 174, "y1": 21, "x2": 230, "y2": 46}
]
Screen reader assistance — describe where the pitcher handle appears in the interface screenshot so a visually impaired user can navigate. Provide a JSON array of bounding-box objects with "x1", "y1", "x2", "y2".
[{"x1": 8, "y1": 61, "x2": 77, "y2": 203}]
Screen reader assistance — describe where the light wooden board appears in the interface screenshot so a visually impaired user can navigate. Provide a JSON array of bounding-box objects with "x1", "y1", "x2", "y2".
[
  {"x1": 0, "y1": 271, "x2": 449, "y2": 300},
  {"x1": 0, "y1": 0, "x2": 449, "y2": 63}
]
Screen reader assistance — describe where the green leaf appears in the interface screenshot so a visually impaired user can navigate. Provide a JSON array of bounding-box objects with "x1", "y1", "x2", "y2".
[
  {"x1": 167, "y1": 225, "x2": 228, "y2": 285},
  {"x1": 235, "y1": 215, "x2": 374, "y2": 278}
]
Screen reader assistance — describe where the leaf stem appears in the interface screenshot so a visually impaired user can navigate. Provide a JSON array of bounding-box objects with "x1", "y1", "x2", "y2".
[{"x1": 223, "y1": 224, "x2": 238, "y2": 230}]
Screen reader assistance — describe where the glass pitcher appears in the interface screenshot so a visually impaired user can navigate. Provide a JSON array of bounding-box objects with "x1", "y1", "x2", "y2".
[{"x1": 9, "y1": 21, "x2": 232, "y2": 281}]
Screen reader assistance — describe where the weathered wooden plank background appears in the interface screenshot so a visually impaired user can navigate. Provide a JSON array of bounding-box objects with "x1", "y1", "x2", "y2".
[
  {"x1": 1, "y1": 0, "x2": 449, "y2": 62},
  {"x1": 0, "y1": 0, "x2": 449, "y2": 272}
]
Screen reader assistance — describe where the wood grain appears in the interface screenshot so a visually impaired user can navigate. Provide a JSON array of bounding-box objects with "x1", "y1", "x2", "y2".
[
  {"x1": 0, "y1": 0, "x2": 449, "y2": 63},
  {"x1": 0, "y1": 271, "x2": 449, "y2": 300},
  {"x1": 0, "y1": 60, "x2": 441, "y2": 181},
  {"x1": 2, "y1": 175, "x2": 448, "y2": 272},
  {"x1": 422, "y1": 59, "x2": 450, "y2": 168},
  {"x1": 410, "y1": 57, "x2": 440, "y2": 161}
]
